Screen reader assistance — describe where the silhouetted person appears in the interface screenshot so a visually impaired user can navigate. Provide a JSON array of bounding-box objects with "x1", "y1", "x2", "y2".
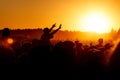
[
  {"x1": 40, "y1": 23, "x2": 62, "y2": 46},
  {"x1": 27, "y1": 24, "x2": 62, "y2": 64},
  {"x1": 1, "y1": 28, "x2": 10, "y2": 39},
  {"x1": 1, "y1": 28, "x2": 14, "y2": 50},
  {"x1": 96, "y1": 38, "x2": 104, "y2": 50},
  {"x1": 0, "y1": 28, "x2": 15, "y2": 64},
  {"x1": 75, "y1": 41, "x2": 84, "y2": 64}
]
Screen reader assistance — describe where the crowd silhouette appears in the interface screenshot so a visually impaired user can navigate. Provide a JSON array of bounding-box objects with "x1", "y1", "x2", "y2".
[{"x1": 0, "y1": 24, "x2": 120, "y2": 79}]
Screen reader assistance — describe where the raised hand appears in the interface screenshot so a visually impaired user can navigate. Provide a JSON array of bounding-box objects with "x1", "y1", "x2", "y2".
[
  {"x1": 49, "y1": 23, "x2": 56, "y2": 32},
  {"x1": 51, "y1": 24, "x2": 62, "y2": 35},
  {"x1": 52, "y1": 23, "x2": 56, "y2": 28},
  {"x1": 59, "y1": 24, "x2": 62, "y2": 29}
]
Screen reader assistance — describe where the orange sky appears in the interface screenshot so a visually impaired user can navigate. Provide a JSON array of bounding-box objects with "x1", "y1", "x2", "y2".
[{"x1": 0, "y1": 0, "x2": 120, "y2": 32}]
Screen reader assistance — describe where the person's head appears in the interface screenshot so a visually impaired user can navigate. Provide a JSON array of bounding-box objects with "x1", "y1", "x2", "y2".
[
  {"x1": 98, "y1": 38, "x2": 103, "y2": 44},
  {"x1": 78, "y1": 43, "x2": 83, "y2": 46},
  {"x1": 43, "y1": 28, "x2": 49, "y2": 34},
  {"x1": 75, "y1": 41, "x2": 79, "y2": 44},
  {"x1": 2, "y1": 28, "x2": 10, "y2": 39}
]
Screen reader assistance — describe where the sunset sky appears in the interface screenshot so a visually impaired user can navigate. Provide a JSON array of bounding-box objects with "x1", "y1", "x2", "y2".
[{"x1": 0, "y1": 0, "x2": 120, "y2": 33}]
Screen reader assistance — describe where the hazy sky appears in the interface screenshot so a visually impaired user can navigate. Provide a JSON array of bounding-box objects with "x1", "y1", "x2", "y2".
[{"x1": 0, "y1": 0, "x2": 120, "y2": 31}]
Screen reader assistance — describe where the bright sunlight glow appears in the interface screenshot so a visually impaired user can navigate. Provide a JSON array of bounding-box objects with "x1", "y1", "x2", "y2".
[
  {"x1": 7, "y1": 38, "x2": 14, "y2": 44},
  {"x1": 82, "y1": 13, "x2": 111, "y2": 33}
]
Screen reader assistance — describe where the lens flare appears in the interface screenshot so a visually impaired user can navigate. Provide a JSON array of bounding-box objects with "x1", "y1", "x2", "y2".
[{"x1": 7, "y1": 38, "x2": 14, "y2": 44}]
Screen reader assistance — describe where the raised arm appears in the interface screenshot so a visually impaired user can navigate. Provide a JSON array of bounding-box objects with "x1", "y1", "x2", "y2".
[
  {"x1": 51, "y1": 24, "x2": 62, "y2": 35},
  {"x1": 49, "y1": 23, "x2": 56, "y2": 32}
]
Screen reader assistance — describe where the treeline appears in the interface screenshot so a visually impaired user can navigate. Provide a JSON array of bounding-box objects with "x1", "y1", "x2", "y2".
[{"x1": 0, "y1": 28, "x2": 119, "y2": 41}]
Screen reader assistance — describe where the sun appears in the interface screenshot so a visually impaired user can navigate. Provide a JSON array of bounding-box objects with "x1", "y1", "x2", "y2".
[{"x1": 82, "y1": 13, "x2": 111, "y2": 33}]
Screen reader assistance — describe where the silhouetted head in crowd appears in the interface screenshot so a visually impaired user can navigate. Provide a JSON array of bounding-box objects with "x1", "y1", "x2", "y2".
[
  {"x1": 2, "y1": 28, "x2": 10, "y2": 39},
  {"x1": 98, "y1": 38, "x2": 103, "y2": 44},
  {"x1": 43, "y1": 28, "x2": 50, "y2": 34},
  {"x1": 75, "y1": 41, "x2": 82, "y2": 47},
  {"x1": 97, "y1": 38, "x2": 104, "y2": 47},
  {"x1": 75, "y1": 41, "x2": 79, "y2": 44}
]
